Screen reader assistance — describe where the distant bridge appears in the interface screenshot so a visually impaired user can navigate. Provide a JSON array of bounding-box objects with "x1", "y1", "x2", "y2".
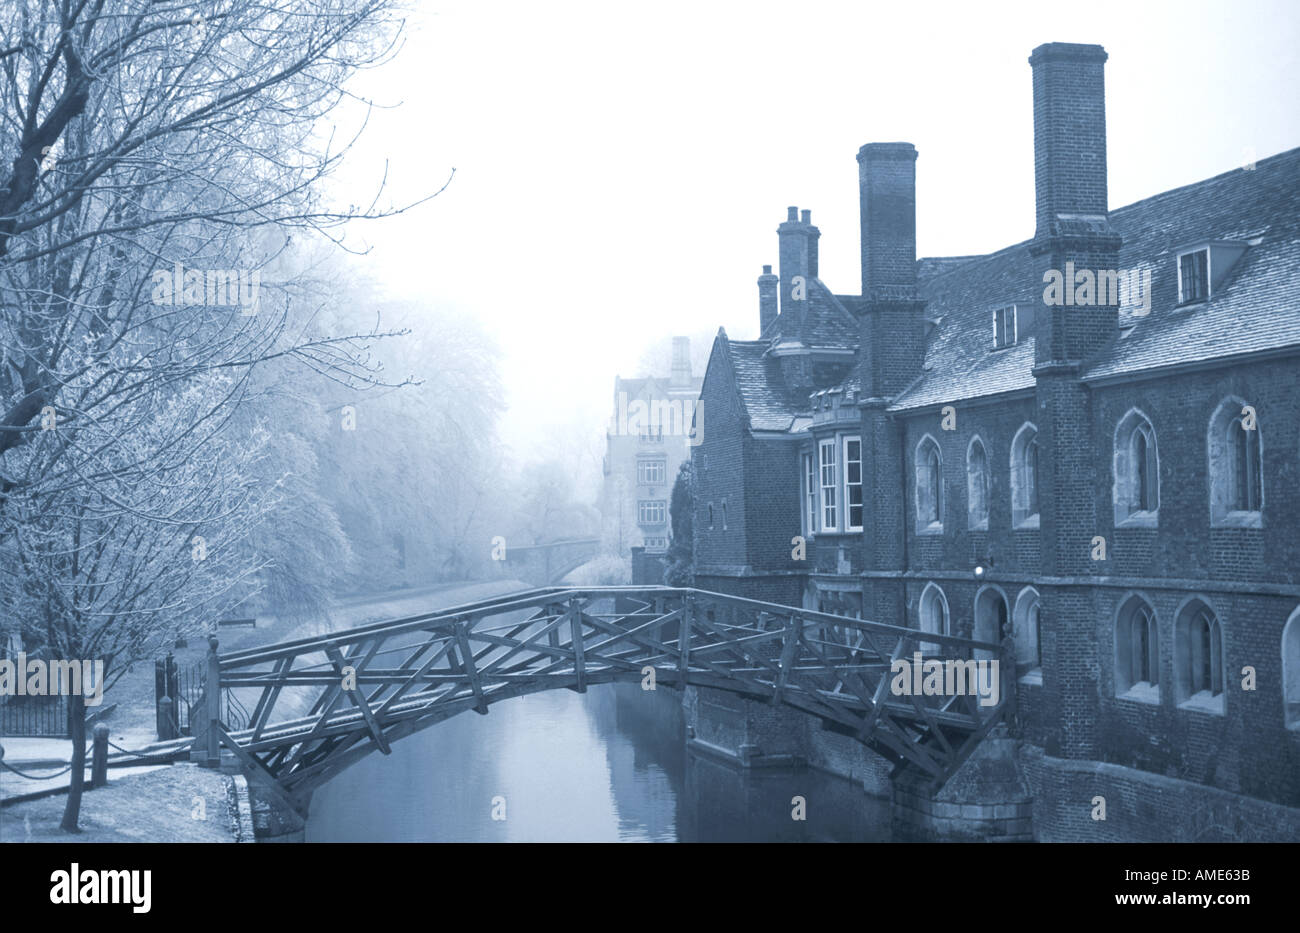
[
  {"x1": 498, "y1": 538, "x2": 600, "y2": 586},
  {"x1": 193, "y1": 586, "x2": 1013, "y2": 817}
]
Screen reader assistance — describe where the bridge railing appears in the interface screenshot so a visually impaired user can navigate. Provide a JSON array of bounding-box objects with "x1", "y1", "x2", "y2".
[{"x1": 205, "y1": 586, "x2": 1014, "y2": 804}]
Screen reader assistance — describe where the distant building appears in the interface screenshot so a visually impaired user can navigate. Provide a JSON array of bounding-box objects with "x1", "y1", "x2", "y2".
[
  {"x1": 602, "y1": 337, "x2": 703, "y2": 555},
  {"x1": 691, "y1": 42, "x2": 1300, "y2": 830}
]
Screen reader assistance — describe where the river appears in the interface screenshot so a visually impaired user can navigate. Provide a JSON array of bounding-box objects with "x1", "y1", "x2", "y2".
[{"x1": 305, "y1": 682, "x2": 893, "y2": 842}]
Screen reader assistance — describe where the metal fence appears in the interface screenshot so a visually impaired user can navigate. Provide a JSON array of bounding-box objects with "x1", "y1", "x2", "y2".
[
  {"x1": 155, "y1": 652, "x2": 249, "y2": 740},
  {"x1": 0, "y1": 694, "x2": 70, "y2": 737}
]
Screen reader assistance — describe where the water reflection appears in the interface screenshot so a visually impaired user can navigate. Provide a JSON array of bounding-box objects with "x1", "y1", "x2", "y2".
[{"x1": 306, "y1": 683, "x2": 891, "y2": 842}]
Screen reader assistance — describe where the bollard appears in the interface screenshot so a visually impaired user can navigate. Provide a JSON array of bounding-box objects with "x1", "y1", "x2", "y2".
[{"x1": 91, "y1": 723, "x2": 109, "y2": 788}]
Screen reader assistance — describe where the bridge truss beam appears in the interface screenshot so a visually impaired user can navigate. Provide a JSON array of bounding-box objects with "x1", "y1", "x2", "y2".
[{"x1": 208, "y1": 586, "x2": 1014, "y2": 808}]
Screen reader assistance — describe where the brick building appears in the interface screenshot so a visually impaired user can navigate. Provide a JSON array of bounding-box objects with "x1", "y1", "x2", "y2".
[
  {"x1": 691, "y1": 42, "x2": 1300, "y2": 824},
  {"x1": 602, "y1": 336, "x2": 703, "y2": 555}
]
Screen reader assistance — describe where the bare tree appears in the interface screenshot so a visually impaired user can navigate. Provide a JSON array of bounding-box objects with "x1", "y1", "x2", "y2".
[
  {"x1": 0, "y1": 0, "x2": 438, "y2": 832},
  {"x1": 0, "y1": 0, "x2": 429, "y2": 508},
  {"x1": 0, "y1": 374, "x2": 278, "y2": 830}
]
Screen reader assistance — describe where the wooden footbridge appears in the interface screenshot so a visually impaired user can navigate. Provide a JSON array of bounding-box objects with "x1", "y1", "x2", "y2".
[{"x1": 193, "y1": 586, "x2": 1013, "y2": 816}]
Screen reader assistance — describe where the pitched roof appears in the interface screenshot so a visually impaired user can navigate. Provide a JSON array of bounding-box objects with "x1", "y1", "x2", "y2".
[
  {"x1": 715, "y1": 146, "x2": 1300, "y2": 429},
  {"x1": 890, "y1": 146, "x2": 1300, "y2": 409},
  {"x1": 887, "y1": 240, "x2": 1041, "y2": 410},
  {"x1": 759, "y1": 277, "x2": 860, "y2": 349},
  {"x1": 1084, "y1": 148, "x2": 1300, "y2": 381},
  {"x1": 725, "y1": 339, "x2": 808, "y2": 431}
]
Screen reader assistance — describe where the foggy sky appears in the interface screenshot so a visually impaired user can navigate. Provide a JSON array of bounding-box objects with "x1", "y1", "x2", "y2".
[{"x1": 321, "y1": 0, "x2": 1300, "y2": 467}]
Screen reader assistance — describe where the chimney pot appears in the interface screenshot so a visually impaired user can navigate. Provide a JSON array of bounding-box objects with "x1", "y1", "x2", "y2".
[
  {"x1": 762, "y1": 264, "x2": 772, "y2": 274},
  {"x1": 778, "y1": 206, "x2": 820, "y2": 318}
]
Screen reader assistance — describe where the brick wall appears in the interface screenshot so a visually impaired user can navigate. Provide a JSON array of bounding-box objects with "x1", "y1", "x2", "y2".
[
  {"x1": 693, "y1": 338, "x2": 749, "y2": 572},
  {"x1": 1021, "y1": 744, "x2": 1300, "y2": 841}
]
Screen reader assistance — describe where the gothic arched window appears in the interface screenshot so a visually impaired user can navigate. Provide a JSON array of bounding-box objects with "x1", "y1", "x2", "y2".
[
  {"x1": 915, "y1": 435, "x2": 943, "y2": 534},
  {"x1": 1116, "y1": 595, "x2": 1159, "y2": 700},
  {"x1": 1114, "y1": 409, "x2": 1160, "y2": 525},
  {"x1": 1011, "y1": 423, "x2": 1040, "y2": 529},
  {"x1": 967, "y1": 436, "x2": 990, "y2": 531}
]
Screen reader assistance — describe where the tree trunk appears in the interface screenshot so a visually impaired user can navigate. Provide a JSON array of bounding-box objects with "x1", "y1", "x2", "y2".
[{"x1": 60, "y1": 692, "x2": 86, "y2": 833}]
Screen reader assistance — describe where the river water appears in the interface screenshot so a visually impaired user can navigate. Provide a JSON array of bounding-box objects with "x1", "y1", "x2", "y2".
[{"x1": 305, "y1": 683, "x2": 893, "y2": 842}]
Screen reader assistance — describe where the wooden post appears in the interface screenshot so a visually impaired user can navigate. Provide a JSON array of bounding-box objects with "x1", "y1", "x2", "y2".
[
  {"x1": 204, "y1": 635, "x2": 221, "y2": 767},
  {"x1": 91, "y1": 723, "x2": 109, "y2": 788},
  {"x1": 158, "y1": 695, "x2": 176, "y2": 741},
  {"x1": 678, "y1": 596, "x2": 694, "y2": 684},
  {"x1": 154, "y1": 658, "x2": 166, "y2": 736}
]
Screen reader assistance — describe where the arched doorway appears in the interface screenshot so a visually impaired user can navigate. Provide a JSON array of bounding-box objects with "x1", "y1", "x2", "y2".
[
  {"x1": 1013, "y1": 587, "x2": 1042, "y2": 681},
  {"x1": 918, "y1": 583, "x2": 949, "y2": 654},
  {"x1": 974, "y1": 586, "x2": 1009, "y2": 661}
]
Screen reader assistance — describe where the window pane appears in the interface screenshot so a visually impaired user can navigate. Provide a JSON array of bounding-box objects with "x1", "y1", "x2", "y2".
[
  {"x1": 1231, "y1": 420, "x2": 1249, "y2": 510},
  {"x1": 845, "y1": 438, "x2": 864, "y2": 530},
  {"x1": 820, "y1": 441, "x2": 837, "y2": 529},
  {"x1": 1180, "y1": 250, "x2": 1208, "y2": 302},
  {"x1": 1144, "y1": 427, "x2": 1159, "y2": 511},
  {"x1": 1134, "y1": 430, "x2": 1148, "y2": 511},
  {"x1": 1032, "y1": 605, "x2": 1042, "y2": 667},
  {"x1": 803, "y1": 453, "x2": 816, "y2": 535},
  {"x1": 1247, "y1": 428, "x2": 1262, "y2": 511},
  {"x1": 1027, "y1": 438, "x2": 1039, "y2": 516},
  {"x1": 926, "y1": 450, "x2": 940, "y2": 523}
]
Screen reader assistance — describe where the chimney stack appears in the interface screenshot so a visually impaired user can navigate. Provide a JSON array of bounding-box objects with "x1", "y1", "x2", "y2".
[
  {"x1": 757, "y1": 264, "x2": 778, "y2": 334},
  {"x1": 857, "y1": 143, "x2": 918, "y2": 299},
  {"x1": 1029, "y1": 42, "x2": 1110, "y2": 237},
  {"x1": 670, "y1": 336, "x2": 691, "y2": 386},
  {"x1": 1025, "y1": 43, "x2": 1117, "y2": 756},
  {"x1": 778, "y1": 206, "x2": 820, "y2": 318},
  {"x1": 1028, "y1": 41, "x2": 1119, "y2": 365}
]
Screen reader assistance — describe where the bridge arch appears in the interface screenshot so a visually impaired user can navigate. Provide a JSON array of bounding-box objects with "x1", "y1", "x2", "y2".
[
  {"x1": 209, "y1": 586, "x2": 1010, "y2": 813},
  {"x1": 498, "y1": 538, "x2": 600, "y2": 586}
]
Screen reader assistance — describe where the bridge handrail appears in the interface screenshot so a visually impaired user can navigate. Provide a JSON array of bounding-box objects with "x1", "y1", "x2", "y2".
[
  {"x1": 217, "y1": 584, "x2": 1004, "y2": 670},
  {"x1": 217, "y1": 586, "x2": 572, "y2": 667}
]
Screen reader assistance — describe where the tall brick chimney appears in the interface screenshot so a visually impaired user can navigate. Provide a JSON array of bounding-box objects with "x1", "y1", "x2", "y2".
[
  {"x1": 757, "y1": 264, "x2": 778, "y2": 334},
  {"x1": 1029, "y1": 42, "x2": 1110, "y2": 238},
  {"x1": 670, "y1": 336, "x2": 691, "y2": 386},
  {"x1": 778, "y1": 206, "x2": 820, "y2": 319},
  {"x1": 1027, "y1": 43, "x2": 1121, "y2": 764},
  {"x1": 856, "y1": 142, "x2": 924, "y2": 399},
  {"x1": 857, "y1": 142, "x2": 918, "y2": 299},
  {"x1": 1028, "y1": 42, "x2": 1121, "y2": 365},
  {"x1": 855, "y1": 142, "x2": 925, "y2": 632}
]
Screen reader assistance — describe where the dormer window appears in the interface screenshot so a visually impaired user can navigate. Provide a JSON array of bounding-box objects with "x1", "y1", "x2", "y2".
[
  {"x1": 993, "y1": 305, "x2": 1017, "y2": 349},
  {"x1": 1178, "y1": 248, "x2": 1209, "y2": 304},
  {"x1": 1174, "y1": 240, "x2": 1250, "y2": 307}
]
